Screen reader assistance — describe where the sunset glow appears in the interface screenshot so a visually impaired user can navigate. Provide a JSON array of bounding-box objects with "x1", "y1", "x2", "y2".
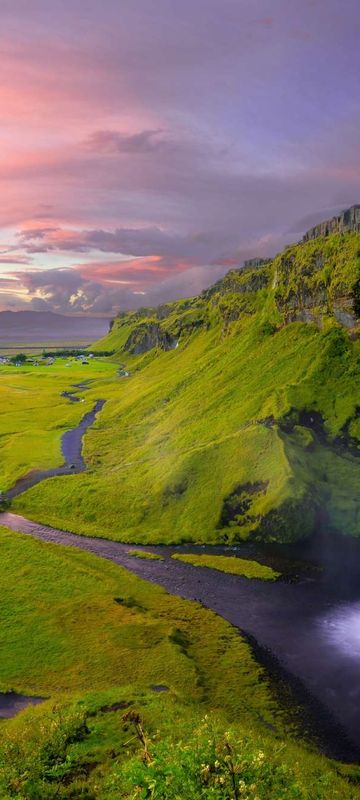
[{"x1": 1, "y1": 0, "x2": 360, "y2": 314}]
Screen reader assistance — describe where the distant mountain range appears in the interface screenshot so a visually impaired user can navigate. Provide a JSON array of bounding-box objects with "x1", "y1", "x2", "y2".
[{"x1": 0, "y1": 311, "x2": 110, "y2": 345}]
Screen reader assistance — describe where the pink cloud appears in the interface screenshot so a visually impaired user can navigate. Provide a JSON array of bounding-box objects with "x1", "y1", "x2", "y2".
[{"x1": 76, "y1": 255, "x2": 193, "y2": 286}]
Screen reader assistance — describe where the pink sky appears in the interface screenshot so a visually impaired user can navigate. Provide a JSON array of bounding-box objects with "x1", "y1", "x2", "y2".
[{"x1": 1, "y1": 0, "x2": 360, "y2": 315}]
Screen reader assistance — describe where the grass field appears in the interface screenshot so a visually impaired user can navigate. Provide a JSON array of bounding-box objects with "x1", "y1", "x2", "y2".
[
  {"x1": 171, "y1": 553, "x2": 280, "y2": 579},
  {"x1": 0, "y1": 525, "x2": 358, "y2": 798},
  {"x1": 0, "y1": 525, "x2": 271, "y2": 709},
  {"x1": 0, "y1": 356, "x2": 116, "y2": 491}
]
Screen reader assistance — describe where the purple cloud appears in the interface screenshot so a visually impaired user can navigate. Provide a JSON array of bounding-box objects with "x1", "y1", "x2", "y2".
[{"x1": 1, "y1": 0, "x2": 360, "y2": 312}]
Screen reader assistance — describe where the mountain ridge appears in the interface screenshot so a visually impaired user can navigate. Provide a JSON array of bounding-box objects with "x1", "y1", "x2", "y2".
[{"x1": 0, "y1": 310, "x2": 110, "y2": 343}]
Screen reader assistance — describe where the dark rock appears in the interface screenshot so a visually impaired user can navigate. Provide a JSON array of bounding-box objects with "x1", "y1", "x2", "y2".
[
  {"x1": 124, "y1": 322, "x2": 178, "y2": 354},
  {"x1": 303, "y1": 205, "x2": 360, "y2": 242},
  {"x1": 243, "y1": 257, "x2": 271, "y2": 269},
  {"x1": 218, "y1": 481, "x2": 268, "y2": 528}
]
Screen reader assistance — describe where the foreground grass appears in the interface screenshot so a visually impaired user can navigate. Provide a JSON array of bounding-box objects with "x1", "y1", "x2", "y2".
[
  {"x1": 171, "y1": 553, "x2": 280, "y2": 580},
  {"x1": 0, "y1": 527, "x2": 359, "y2": 798},
  {"x1": 0, "y1": 526, "x2": 274, "y2": 720},
  {"x1": 1, "y1": 690, "x2": 360, "y2": 799}
]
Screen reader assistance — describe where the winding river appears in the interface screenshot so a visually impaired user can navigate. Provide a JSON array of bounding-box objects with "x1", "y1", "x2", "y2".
[{"x1": 2, "y1": 393, "x2": 360, "y2": 762}]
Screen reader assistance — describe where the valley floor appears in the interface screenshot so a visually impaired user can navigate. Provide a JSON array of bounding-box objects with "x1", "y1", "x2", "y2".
[{"x1": 0, "y1": 333, "x2": 360, "y2": 797}]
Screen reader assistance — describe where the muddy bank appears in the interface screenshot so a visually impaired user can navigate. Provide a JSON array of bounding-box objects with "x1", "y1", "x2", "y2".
[
  {"x1": 5, "y1": 400, "x2": 105, "y2": 500},
  {"x1": 2, "y1": 511, "x2": 360, "y2": 761}
]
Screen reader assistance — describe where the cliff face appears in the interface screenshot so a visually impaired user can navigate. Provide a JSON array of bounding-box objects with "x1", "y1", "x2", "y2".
[
  {"x1": 242, "y1": 257, "x2": 271, "y2": 269},
  {"x1": 303, "y1": 205, "x2": 360, "y2": 241},
  {"x1": 124, "y1": 321, "x2": 178, "y2": 354},
  {"x1": 274, "y1": 232, "x2": 360, "y2": 327},
  {"x1": 274, "y1": 207, "x2": 360, "y2": 326}
]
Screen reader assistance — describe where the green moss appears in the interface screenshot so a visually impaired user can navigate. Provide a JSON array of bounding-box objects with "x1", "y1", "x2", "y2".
[{"x1": 171, "y1": 553, "x2": 280, "y2": 580}]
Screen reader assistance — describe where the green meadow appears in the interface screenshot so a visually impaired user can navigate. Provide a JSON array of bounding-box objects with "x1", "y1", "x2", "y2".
[
  {"x1": 0, "y1": 357, "x2": 116, "y2": 491},
  {"x1": 0, "y1": 525, "x2": 358, "y2": 798},
  {"x1": 171, "y1": 553, "x2": 280, "y2": 580}
]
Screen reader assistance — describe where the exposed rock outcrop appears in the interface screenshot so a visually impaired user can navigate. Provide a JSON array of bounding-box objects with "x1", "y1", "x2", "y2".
[
  {"x1": 124, "y1": 322, "x2": 178, "y2": 354},
  {"x1": 203, "y1": 265, "x2": 270, "y2": 300},
  {"x1": 303, "y1": 205, "x2": 360, "y2": 241},
  {"x1": 243, "y1": 257, "x2": 271, "y2": 269}
]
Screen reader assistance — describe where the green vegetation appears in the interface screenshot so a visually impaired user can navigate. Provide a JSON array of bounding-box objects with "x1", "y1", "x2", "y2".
[
  {"x1": 0, "y1": 526, "x2": 358, "y2": 798},
  {"x1": 0, "y1": 356, "x2": 116, "y2": 491},
  {"x1": 9, "y1": 353, "x2": 27, "y2": 365},
  {"x1": 42, "y1": 349, "x2": 115, "y2": 358},
  {"x1": 8, "y1": 232, "x2": 360, "y2": 544},
  {"x1": 1, "y1": 694, "x2": 359, "y2": 799},
  {"x1": 171, "y1": 553, "x2": 280, "y2": 580},
  {"x1": 2, "y1": 225, "x2": 360, "y2": 798},
  {"x1": 0, "y1": 525, "x2": 272, "y2": 712},
  {"x1": 127, "y1": 549, "x2": 164, "y2": 560}
]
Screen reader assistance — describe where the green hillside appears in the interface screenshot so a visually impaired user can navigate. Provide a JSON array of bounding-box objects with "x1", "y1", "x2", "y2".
[{"x1": 13, "y1": 232, "x2": 360, "y2": 544}]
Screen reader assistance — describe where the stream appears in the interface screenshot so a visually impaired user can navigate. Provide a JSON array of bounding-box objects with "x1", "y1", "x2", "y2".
[
  {"x1": 4, "y1": 399, "x2": 105, "y2": 500},
  {"x1": 2, "y1": 393, "x2": 360, "y2": 761}
]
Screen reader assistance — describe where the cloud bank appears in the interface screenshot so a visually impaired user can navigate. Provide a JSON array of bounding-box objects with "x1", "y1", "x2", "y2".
[{"x1": 1, "y1": 0, "x2": 360, "y2": 314}]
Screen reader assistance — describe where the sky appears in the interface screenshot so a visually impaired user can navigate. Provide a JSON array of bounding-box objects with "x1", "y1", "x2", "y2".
[{"x1": 1, "y1": 0, "x2": 360, "y2": 316}]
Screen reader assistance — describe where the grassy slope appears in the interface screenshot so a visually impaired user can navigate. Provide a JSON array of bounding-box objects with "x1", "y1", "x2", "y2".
[
  {"x1": 13, "y1": 308, "x2": 360, "y2": 543},
  {"x1": 0, "y1": 232, "x2": 358, "y2": 543},
  {"x1": 0, "y1": 525, "x2": 359, "y2": 798}
]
